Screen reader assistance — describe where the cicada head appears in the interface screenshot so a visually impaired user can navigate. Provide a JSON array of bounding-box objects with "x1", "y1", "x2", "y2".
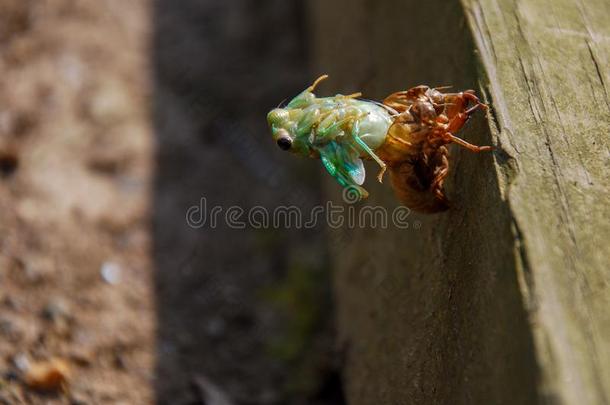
[{"x1": 267, "y1": 108, "x2": 312, "y2": 157}]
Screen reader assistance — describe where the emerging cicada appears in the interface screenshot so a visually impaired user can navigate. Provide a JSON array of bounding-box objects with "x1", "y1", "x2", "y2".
[{"x1": 267, "y1": 75, "x2": 492, "y2": 213}]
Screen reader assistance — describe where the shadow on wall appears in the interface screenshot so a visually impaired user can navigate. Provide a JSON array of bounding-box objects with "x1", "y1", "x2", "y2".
[{"x1": 152, "y1": 0, "x2": 345, "y2": 404}]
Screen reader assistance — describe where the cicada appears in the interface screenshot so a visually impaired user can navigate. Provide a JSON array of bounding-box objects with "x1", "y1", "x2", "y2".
[{"x1": 267, "y1": 75, "x2": 492, "y2": 213}]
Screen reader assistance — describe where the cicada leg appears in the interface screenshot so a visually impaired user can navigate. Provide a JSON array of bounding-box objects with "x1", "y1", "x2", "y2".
[
  {"x1": 442, "y1": 91, "x2": 492, "y2": 152},
  {"x1": 444, "y1": 91, "x2": 488, "y2": 133},
  {"x1": 444, "y1": 132, "x2": 493, "y2": 152},
  {"x1": 316, "y1": 111, "x2": 346, "y2": 139},
  {"x1": 351, "y1": 119, "x2": 387, "y2": 183},
  {"x1": 307, "y1": 74, "x2": 329, "y2": 92}
]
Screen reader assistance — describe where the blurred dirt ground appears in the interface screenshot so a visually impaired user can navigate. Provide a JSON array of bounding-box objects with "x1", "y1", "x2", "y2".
[
  {"x1": 0, "y1": 0, "x2": 155, "y2": 403},
  {"x1": 0, "y1": 0, "x2": 341, "y2": 404}
]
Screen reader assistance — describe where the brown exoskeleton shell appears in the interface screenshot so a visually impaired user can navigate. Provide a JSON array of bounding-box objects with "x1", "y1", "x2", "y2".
[{"x1": 377, "y1": 86, "x2": 492, "y2": 213}]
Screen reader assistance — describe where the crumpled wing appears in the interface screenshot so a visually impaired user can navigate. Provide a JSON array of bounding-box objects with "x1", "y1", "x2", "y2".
[{"x1": 318, "y1": 141, "x2": 368, "y2": 199}]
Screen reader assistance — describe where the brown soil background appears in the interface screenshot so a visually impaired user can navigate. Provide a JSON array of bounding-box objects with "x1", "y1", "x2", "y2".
[{"x1": 0, "y1": 0, "x2": 341, "y2": 404}]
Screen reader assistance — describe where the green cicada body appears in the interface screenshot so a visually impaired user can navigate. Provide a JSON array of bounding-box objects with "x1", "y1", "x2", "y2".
[{"x1": 267, "y1": 75, "x2": 392, "y2": 199}]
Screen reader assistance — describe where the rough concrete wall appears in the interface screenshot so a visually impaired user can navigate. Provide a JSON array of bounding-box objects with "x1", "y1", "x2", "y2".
[{"x1": 308, "y1": 0, "x2": 610, "y2": 404}]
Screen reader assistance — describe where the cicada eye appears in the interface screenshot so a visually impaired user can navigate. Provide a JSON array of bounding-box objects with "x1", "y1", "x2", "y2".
[{"x1": 277, "y1": 136, "x2": 292, "y2": 150}]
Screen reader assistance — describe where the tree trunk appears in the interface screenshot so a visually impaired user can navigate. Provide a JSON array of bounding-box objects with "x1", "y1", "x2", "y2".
[{"x1": 307, "y1": 0, "x2": 610, "y2": 404}]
